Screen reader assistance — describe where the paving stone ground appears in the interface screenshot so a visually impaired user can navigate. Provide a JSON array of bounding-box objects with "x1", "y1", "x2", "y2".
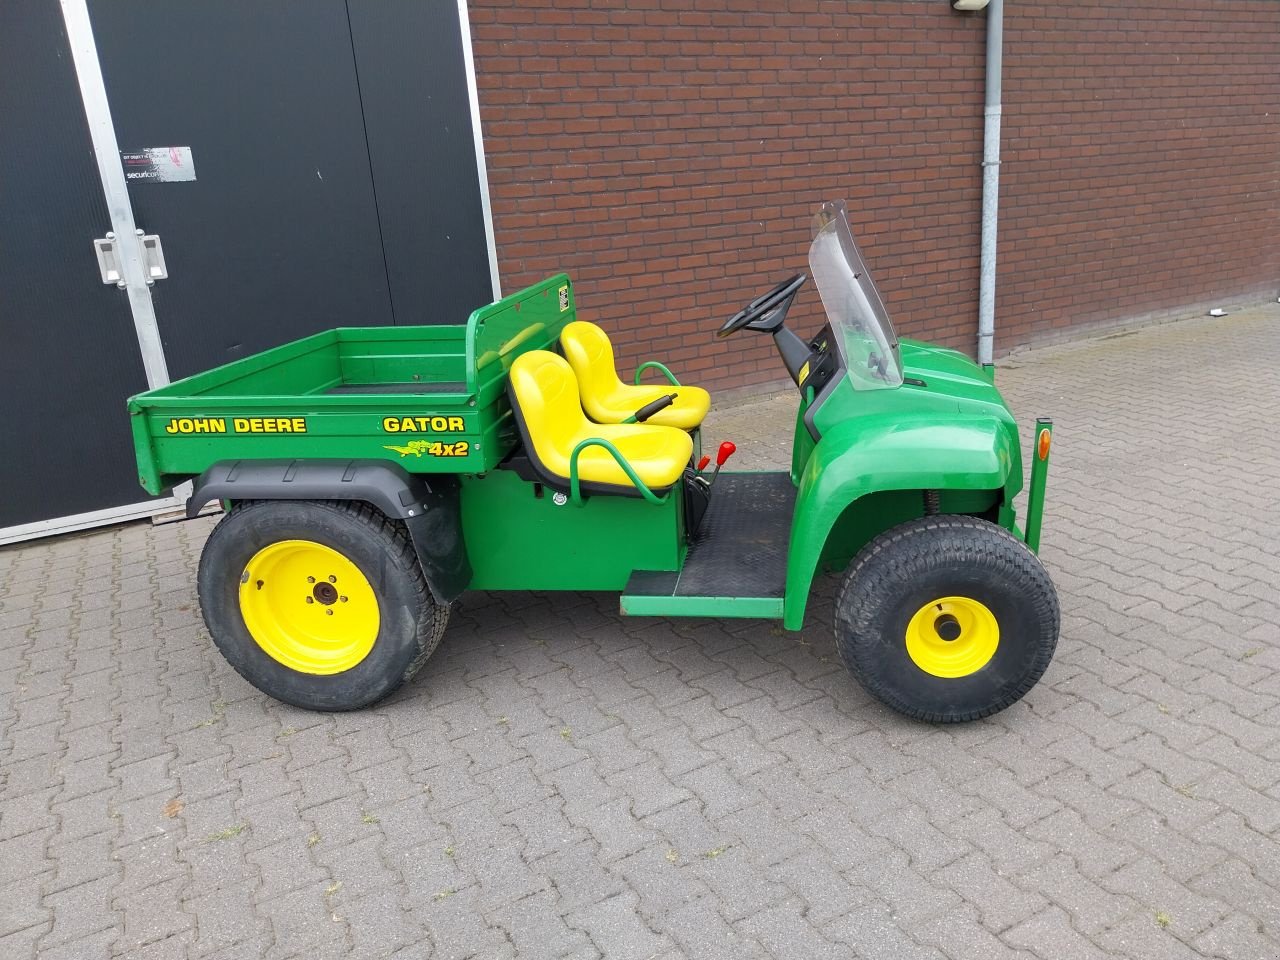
[{"x1": 2, "y1": 303, "x2": 1279, "y2": 960}]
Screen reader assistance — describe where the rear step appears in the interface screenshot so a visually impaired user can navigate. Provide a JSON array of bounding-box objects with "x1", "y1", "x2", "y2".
[{"x1": 620, "y1": 472, "x2": 795, "y2": 619}]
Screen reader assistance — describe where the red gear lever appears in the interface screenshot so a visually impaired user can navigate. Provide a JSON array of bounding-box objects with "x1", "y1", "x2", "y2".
[
  {"x1": 708, "y1": 441, "x2": 736, "y2": 487},
  {"x1": 697, "y1": 455, "x2": 710, "y2": 472}
]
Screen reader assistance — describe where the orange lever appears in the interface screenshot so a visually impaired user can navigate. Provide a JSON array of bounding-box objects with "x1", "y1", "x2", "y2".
[{"x1": 697, "y1": 455, "x2": 710, "y2": 471}]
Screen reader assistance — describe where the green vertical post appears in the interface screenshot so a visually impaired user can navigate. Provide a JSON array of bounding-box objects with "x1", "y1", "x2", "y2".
[{"x1": 1024, "y1": 417, "x2": 1053, "y2": 552}]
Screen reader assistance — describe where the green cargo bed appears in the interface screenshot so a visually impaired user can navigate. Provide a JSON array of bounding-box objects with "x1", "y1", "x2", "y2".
[{"x1": 128, "y1": 274, "x2": 575, "y2": 494}]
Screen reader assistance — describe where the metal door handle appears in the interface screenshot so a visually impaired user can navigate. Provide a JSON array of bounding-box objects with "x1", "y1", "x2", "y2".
[
  {"x1": 139, "y1": 231, "x2": 167, "y2": 283},
  {"x1": 93, "y1": 235, "x2": 123, "y2": 286},
  {"x1": 94, "y1": 230, "x2": 167, "y2": 287}
]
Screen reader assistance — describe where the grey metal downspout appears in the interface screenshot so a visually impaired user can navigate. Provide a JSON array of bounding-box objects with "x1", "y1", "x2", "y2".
[{"x1": 977, "y1": 0, "x2": 1003, "y2": 372}]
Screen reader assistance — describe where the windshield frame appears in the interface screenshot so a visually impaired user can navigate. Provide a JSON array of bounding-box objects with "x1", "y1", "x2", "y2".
[{"x1": 809, "y1": 200, "x2": 903, "y2": 390}]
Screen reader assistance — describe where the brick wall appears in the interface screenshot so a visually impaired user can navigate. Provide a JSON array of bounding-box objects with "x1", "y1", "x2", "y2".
[
  {"x1": 469, "y1": 0, "x2": 1279, "y2": 392},
  {"x1": 1000, "y1": 0, "x2": 1279, "y2": 346}
]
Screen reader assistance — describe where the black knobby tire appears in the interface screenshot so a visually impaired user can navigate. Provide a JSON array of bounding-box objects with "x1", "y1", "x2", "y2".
[
  {"x1": 198, "y1": 500, "x2": 448, "y2": 711},
  {"x1": 834, "y1": 515, "x2": 1059, "y2": 722}
]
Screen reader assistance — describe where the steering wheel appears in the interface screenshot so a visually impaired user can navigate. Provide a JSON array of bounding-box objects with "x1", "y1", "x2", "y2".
[{"x1": 716, "y1": 273, "x2": 808, "y2": 339}]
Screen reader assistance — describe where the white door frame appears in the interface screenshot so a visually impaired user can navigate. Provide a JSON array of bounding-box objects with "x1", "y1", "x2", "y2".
[{"x1": 458, "y1": 0, "x2": 502, "y2": 302}]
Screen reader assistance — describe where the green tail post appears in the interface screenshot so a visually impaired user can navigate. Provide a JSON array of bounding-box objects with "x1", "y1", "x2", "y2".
[{"x1": 1024, "y1": 417, "x2": 1053, "y2": 552}]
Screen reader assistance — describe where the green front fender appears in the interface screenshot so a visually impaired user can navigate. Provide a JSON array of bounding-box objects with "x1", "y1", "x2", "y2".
[{"x1": 781, "y1": 414, "x2": 1019, "y2": 630}]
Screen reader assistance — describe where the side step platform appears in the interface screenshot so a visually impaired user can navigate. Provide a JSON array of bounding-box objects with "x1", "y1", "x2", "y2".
[{"x1": 620, "y1": 472, "x2": 795, "y2": 619}]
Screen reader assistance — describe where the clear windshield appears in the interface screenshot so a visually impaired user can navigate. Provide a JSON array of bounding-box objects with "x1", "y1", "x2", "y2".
[{"x1": 808, "y1": 201, "x2": 902, "y2": 390}]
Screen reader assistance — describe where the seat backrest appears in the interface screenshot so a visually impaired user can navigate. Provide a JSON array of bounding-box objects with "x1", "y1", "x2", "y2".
[
  {"x1": 560, "y1": 321, "x2": 624, "y2": 406},
  {"x1": 508, "y1": 350, "x2": 589, "y2": 470}
]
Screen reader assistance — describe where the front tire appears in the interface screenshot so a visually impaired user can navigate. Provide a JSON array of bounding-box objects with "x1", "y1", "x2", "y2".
[
  {"x1": 834, "y1": 515, "x2": 1059, "y2": 722},
  {"x1": 198, "y1": 500, "x2": 448, "y2": 711}
]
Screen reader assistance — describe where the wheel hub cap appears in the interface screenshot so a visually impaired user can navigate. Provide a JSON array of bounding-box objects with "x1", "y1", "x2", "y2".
[
  {"x1": 238, "y1": 540, "x2": 379, "y2": 675},
  {"x1": 905, "y1": 596, "x2": 999, "y2": 678}
]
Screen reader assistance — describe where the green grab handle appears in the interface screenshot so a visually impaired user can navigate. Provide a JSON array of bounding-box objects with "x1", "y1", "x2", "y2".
[
  {"x1": 568, "y1": 437, "x2": 667, "y2": 507},
  {"x1": 633, "y1": 361, "x2": 681, "y2": 386}
]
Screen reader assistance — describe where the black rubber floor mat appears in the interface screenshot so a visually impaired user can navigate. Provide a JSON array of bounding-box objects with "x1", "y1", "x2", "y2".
[{"x1": 625, "y1": 471, "x2": 796, "y2": 599}]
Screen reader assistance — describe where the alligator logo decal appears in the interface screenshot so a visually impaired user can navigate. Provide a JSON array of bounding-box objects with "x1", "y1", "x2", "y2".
[
  {"x1": 384, "y1": 441, "x2": 432, "y2": 457},
  {"x1": 383, "y1": 439, "x2": 469, "y2": 458}
]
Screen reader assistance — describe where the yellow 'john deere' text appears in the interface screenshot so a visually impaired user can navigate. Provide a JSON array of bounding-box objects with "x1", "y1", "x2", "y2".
[
  {"x1": 382, "y1": 416, "x2": 465, "y2": 433},
  {"x1": 164, "y1": 417, "x2": 226, "y2": 434},
  {"x1": 162, "y1": 416, "x2": 308, "y2": 434},
  {"x1": 233, "y1": 417, "x2": 307, "y2": 433}
]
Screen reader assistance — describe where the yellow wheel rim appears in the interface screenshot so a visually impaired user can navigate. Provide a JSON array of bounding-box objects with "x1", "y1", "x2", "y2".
[
  {"x1": 238, "y1": 540, "x2": 379, "y2": 675},
  {"x1": 905, "y1": 596, "x2": 999, "y2": 679}
]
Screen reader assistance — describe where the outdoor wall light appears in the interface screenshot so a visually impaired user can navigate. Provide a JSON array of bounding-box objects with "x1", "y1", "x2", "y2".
[{"x1": 953, "y1": 0, "x2": 991, "y2": 9}]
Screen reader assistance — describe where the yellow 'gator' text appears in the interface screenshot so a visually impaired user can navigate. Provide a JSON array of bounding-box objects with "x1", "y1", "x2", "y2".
[{"x1": 382, "y1": 416, "x2": 464, "y2": 433}]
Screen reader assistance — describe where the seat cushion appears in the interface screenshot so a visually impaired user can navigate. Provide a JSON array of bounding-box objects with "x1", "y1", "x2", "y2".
[
  {"x1": 588, "y1": 383, "x2": 711, "y2": 431},
  {"x1": 567, "y1": 422, "x2": 693, "y2": 490}
]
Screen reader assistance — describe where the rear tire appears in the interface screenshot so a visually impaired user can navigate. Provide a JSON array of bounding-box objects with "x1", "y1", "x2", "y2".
[
  {"x1": 834, "y1": 515, "x2": 1058, "y2": 722},
  {"x1": 198, "y1": 500, "x2": 448, "y2": 711}
]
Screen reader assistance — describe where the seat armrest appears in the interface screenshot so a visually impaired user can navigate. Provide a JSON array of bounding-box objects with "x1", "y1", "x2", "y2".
[{"x1": 568, "y1": 437, "x2": 667, "y2": 506}]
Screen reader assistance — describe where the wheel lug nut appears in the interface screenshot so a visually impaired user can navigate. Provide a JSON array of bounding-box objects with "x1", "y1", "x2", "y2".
[
  {"x1": 325, "y1": 609, "x2": 334, "y2": 616},
  {"x1": 339, "y1": 596, "x2": 348, "y2": 603},
  {"x1": 307, "y1": 576, "x2": 316, "y2": 584},
  {"x1": 328, "y1": 575, "x2": 337, "y2": 583},
  {"x1": 305, "y1": 596, "x2": 314, "y2": 604}
]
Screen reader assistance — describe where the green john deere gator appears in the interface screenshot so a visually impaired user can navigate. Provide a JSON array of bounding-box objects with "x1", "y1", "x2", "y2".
[{"x1": 129, "y1": 200, "x2": 1058, "y2": 721}]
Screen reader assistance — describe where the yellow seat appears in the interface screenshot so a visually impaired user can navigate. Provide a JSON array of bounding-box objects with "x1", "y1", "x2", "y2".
[
  {"x1": 508, "y1": 350, "x2": 692, "y2": 493},
  {"x1": 560, "y1": 321, "x2": 710, "y2": 430}
]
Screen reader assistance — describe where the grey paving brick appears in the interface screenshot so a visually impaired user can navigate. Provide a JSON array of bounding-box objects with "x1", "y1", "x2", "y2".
[
  {"x1": 45, "y1": 829, "x2": 116, "y2": 894},
  {"x1": 35, "y1": 925, "x2": 119, "y2": 960},
  {"x1": 1093, "y1": 917, "x2": 1207, "y2": 960},
  {"x1": 1000, "y1": 905, "x2": 1114, "y2": 960},
  {"x1": 660, "y1": 895, "x2": 766, "y2": 959},
  {"x1": 258, "y1": 885, "x2": 344, "y2": 956},
  {"x1": 492, "y1": 889, "x2": 590, "y2": 958},
  {"x1": 736, "y1": 902, "x2": 850, "y2": 960},
  {"x1": 565, "y1": 890, "x2": 673, "y2": 960},
  {"x1": 866, "y1": 804, "x2": 972, "y2": 873},
  {"x1": 911, "y1": 907, "x2": 1041, "y2": 960},
  {"x1": 935, "y1": 852, "x2": 1049, "y2": 934},
  {"x1": 0, "y1": 827, "x2": 54, "y2": 883},
  {"x1": 38, "y1": 873, "x2": 120, "y2": 950},
  {"x1": 183, "y1": 882, "x2": 266, "y2": 958},
  {"x1": 1194, "y1": 911, "x2": 1280, "y2": 960},
  {"x1": 823, "y1": 902, "x2": 950, "y2": 960},
  {"x1": 339, "y1": 888, "x2": 425, "y2": 960},
  {"x1": 422, "y1": 886, "x2": 512, "y2": 960},
  {"x1": 576, "y1": 798, "x2": 665, "y2": 865},
  {"x1": 115, "y1": 876, "x2": 196, "y2": 954},
  {"x1": 1189, "y1": 857, "x2": 1280, "y2": 941},
  {"x1": 1099, "y1": 855, "x2": 1231, "y2": 940},
  {"x1": 124, "y1": 929, "x2": 197, "y2": 960},
  {"x1": 0, "y1": 924, "x2": 50, "y2": 960},
  {"x1": 0, "y1": 874, "x2": 51, "y2": 942},
  {"x1": 1195, "y1": 769, "x2": 1280, "y2": 834}
]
